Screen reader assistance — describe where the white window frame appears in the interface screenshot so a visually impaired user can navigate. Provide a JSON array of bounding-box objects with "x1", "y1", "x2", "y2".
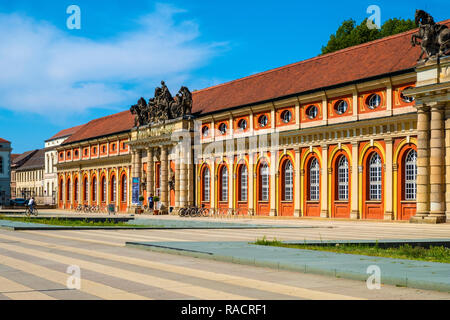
[
  {"x1": 203, "y1": 167, "x2": 210, "y2": 202},
  {"x1": 221, "y1": 166, "x2": 228, "y2": 201},
  {"x1": 240, "y1": 165, "x2": 248, "y2": 201},
  {"x1": 337, "y1": 156, "x2": 349, "y2": 200},
  {"x1": 260, "y1": 163, "x2": 269, "y2": 201},
  {"x1": 309, "y1": 158, "x2": 320, "y2": 201},
  {"x1": 369, "y1": 153, "x2": 382, "y2": 200},
  {"x1": 284, "y1": 160, "x2": 293, "y2": 201},
  {"x1": 404, "y1": 149, "x2": 417, "y2": 201}
]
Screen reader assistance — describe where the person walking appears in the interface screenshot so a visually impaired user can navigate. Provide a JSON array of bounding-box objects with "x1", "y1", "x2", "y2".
[{"x1": 148, "y1": 193, "x2": 154, "y2": 211}]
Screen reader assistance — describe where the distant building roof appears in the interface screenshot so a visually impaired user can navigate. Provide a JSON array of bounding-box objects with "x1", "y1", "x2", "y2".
[
  {"x1": 62, "y1": 110, "x2": 134, "y2": 145},
  {"x1": 46, "y1": 124, "x2": 85, "y2": 141},
  {"x1": 0, "y1": 138, "x2": 10, "y2": 143},
  {"x1": 16, "y1": 149, "x2": 45, "y2": 171},
  {"x1": 12, "y1": 150, "x2": 39, "y2": 169}
]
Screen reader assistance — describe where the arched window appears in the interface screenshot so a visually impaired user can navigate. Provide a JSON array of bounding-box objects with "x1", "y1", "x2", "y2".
[
  {"x1": 260, "y1": 163, "x2": 269, "y2": 201},
  {"x1": 111, "y1": 175, "x2": 116, "y2": 202},
  {"x1": 309, "y1": 158, "x2": 320, "y2": 201},
  {"x1": 203, "y1": 167, "x2": 210, "y2": 202},
  {"x1": 66, "y1": 179, "x2": 71, "y2": 201},
  {"x1": 92, "y1": 177, "x2": 97, "y2": 202},
  {"x1": 83, "y1": 177, "x2": 88, "y2": 201},
  {"x1": 101, "y1": 177, "x2": 106, "y2": 202},
  {"x1": 405, "y1": 149, "x2": 417, "y2": 200},
  {"x1": 121, "y1": 174, "x2": 127, "y2": 202},
  {"x1": 240, "y1": 165, "x2": 248, "y2": 201},
  {"x1": 369, "y1": 153, "x2": 382, "y2": 200},
  {"x1": 74, "y1": 178, "x2": 79, "y2": 201},
  {"x1": 337, "y1": 156, "x2": 349, "y2": 200},
  {"x1": 283, "y1": 160, "x2": 293, "y2": 201},
  {"x1": 59, "y1": 179, "x2": 64, "y2": 201},
  {"x1": 220, "y1": 166, "x2": 228, "y2": 201}
]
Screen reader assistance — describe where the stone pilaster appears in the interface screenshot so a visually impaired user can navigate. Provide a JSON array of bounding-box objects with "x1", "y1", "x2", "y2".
[
  {"x1": 294, "y1": 148, "x2": 301, "y2": 217},
  {"x1": 179, "y1": 148, "x2": 187, "y2": 209},
  {"x1": 384, "y1": 138, "x2": 393, "y2": 220},
  {"x1": 411, "y1": 107, "x2": 430, "y2": 222},
  {"x1": 269, "y1": 151, "x2": 277, "y2": 216},
  {"x1": 248, "y1": 153, "x2": 254, "y2": 215},
  {"x1": 320, "y1": 145, "x2": 328, "y2": 218},
  {"x1": 350, "y1": 142, "x2": 359, "y2": 219},
  {"x1": 425, "y1": 104, "x2": 446, "y2": 223}
]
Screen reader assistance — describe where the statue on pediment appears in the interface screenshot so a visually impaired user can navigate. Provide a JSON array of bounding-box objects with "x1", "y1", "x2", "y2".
[
  {"x1": 411, "y1": 10, "x2": 450, "y2": 61},
  {"x1": 130, "y1": 81, "x2": 193, "y2": 127}
]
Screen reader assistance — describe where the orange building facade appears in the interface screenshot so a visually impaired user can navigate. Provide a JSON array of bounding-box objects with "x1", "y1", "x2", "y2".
[{"x1": 55, "y1": 25, "x2": 450, "y2": 222}]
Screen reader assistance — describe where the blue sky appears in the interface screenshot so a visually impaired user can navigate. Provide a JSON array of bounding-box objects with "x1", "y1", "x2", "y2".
[{"x1": 0, "y1": 0, "x2": 448, "y2": 153}]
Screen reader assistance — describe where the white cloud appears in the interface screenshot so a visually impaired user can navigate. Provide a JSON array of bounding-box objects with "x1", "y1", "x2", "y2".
[{"x1": 0, "y1": 4, "x2": 224, "y2": 118}]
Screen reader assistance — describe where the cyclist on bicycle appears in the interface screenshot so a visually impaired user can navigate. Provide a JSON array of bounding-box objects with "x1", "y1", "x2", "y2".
[{"x1": 27, "y1": 197, "x2": 35, "y2": 214}]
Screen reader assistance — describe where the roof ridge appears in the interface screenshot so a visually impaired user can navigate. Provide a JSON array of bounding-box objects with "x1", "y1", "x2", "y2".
[
  {"x1": 85, "y1": 110, "x2": 129, "y2": 125},
  {"x1": 192, "y1": 19, "x2": 449, "y2": 95}
]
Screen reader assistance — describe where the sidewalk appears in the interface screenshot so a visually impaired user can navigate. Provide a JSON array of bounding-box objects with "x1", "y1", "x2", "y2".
[{"x1": 126, "y1": 240, "x2": 450, "y2": 293}]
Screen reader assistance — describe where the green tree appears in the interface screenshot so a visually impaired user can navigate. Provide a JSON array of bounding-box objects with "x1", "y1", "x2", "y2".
[{"x1": 321, "y1": 18, "x2": 417, "y2": 55}]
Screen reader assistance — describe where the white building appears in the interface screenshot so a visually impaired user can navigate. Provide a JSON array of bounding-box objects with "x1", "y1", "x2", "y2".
[
  {"x1": 0, "y1": 138, "x2": 12, "y2": 206},
  {"x1": 43, "y1": 125, "x2": 84, "y2": 204}
]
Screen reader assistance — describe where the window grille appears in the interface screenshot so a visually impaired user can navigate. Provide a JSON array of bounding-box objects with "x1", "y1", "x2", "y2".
[
  {"x1": 369, "y1": 153, "x2": 382, "y2": 200},
  {"x1": 310, "y1": 158, "x2": 320, "y2": 200},
  {"x1": 405, "y1": 150, "x2": 417, "y2": 200},
  {"x1": 284, "y1": 160, "x2": 293, "y2": 201},
  {"x1": 240, "y1": 165, "x2": 248, "y2": 201},
  {"x1": 260, "y1": 163, "x2": 269, "y2": 201},
  {"x1": 221, "y1": 166, "x2": 228, "y2": 201},
  {"x1": 337, "y1": 156, "x2": 349, "y2": 200}
]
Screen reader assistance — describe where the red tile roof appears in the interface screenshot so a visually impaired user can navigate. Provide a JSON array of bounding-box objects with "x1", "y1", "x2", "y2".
[
  {"x1": 62, "y1": 110, "x2": 134, "y2": 145},
  {"x1": 47, "y1": 124, "x2": 85, "y2": 141},
  {"x1": 0, "y1": 138, "x2": 10, "y2": 143},
  {"x1": 60, "y1": 21, "x2": 450, "y2": 145},
  {"x1": 191, "y1": 21, "x2": 449, "y2": 114}
]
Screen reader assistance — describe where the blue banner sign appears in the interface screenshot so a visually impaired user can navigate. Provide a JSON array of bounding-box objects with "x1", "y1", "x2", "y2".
[{"x1": 132, "y1": 177, "x2": 140, "y2": 205}]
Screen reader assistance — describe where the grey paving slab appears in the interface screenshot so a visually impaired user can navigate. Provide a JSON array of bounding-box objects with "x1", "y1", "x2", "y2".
[
  {"x1": 0, "y1": 217, "x2": 318, "y2": 230},
  {"x1": 126, "y1": 241, "x2": 450, "y2": 293}
]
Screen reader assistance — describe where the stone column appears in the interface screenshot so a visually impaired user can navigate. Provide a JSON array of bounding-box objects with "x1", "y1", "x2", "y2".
[
  {"x1": 160, "y1": 146, "x2": 169, "y2": 210},
  {"x1": 179, "y1": 147, "x2": 187, "y2": 209},
  {"x1": 350, "y1": 142, "x2": 359, "y2": 219},
  {"x1": 175, "y1": 146, "x2": 181, "y2": 211},
  {"x1": 446, "y1": 116, "x2": 450, "y2": 221},
  {"x1": 384, "y1": 138, "x2": 393, "y2": 220},
  {"x1": 320, "y1": 145, "x2": 328, "y2": 218},
  {"x1": 411, "y1": 107, "x2": 430, "y2": 222},
  {"x1": 426, "y1": 104, "x2": 446, "y2": 223},
  {"x1": 146, "y1": 147, "x2": 154, "y2": 198},
  {"x1": 210, "y1": 160, "x2": 216, "y2": 211},
  {"x1": 294, "y1": 148, "x2": 301, "y2": 217},
  {"x1": 187, "y1": 150, "x2": 194, "y2": 206}
]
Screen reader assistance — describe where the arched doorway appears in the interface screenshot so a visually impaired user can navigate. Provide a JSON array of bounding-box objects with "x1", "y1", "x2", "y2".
[
  {"x1": 304, "y1": 154, "x2": 321, "y2": 216},
  {"x1": 278, "y1": 156, "x2": 294, "y2": 216},
  {"x1": 331, "y1": 152, "x2": 351, "y2": 218},
  {"x1": 362, "y1": 149, "x2": 384, "y2": 219},
  {"x1": 256, "y1": 159, "x2": 270, "y2": 216}
]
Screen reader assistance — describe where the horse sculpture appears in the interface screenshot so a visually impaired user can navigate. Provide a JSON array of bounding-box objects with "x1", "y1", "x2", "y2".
[{"x1": 411, "y1": 10, "x2": 450, "y2": 61}]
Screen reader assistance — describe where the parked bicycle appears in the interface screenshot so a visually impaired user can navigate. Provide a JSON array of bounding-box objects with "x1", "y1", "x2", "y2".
[{"x1": 178, "y1": 206, "x2": 210, "y2": 217}]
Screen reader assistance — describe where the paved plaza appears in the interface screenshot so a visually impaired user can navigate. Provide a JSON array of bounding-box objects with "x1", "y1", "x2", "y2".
[{"x1": 0, "y1": 212, "x2": 449, "y2": 300}]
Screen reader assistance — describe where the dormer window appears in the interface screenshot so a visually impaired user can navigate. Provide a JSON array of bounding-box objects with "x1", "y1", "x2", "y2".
[
  {"x1": 366, "y1": 94, "x2": 381, "y2": 109},
  {"x1": 335, "y1": 100, "x2": 348, "y2": 115},
  {"x1": 202, "y1": 126, "x2": 209, "y2": 137},
  {"x1": 401, "y1": 87, "x2": 415, "y2": 103},
  {"x1": 238, "y1": 119, "x2": 247, "y2": 131},
  {"x1": 306, "y1": 105, "x2": 318, "y2": 119},
  {"x1": 281, "y1": 110, "x2": 292, "y2": 123},
  {"x1": 258, "y1": 115, "x2": 268, "y2": 128},
  {"x1": 219, "y1": 123, "x2": 227, "y2": 135}
]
